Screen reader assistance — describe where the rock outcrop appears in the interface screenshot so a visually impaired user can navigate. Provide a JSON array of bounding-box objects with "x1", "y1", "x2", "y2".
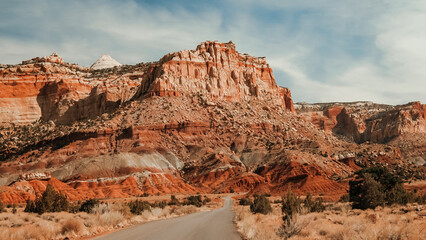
[
  {"x1": 140, "y1": 41, "x2": 295, "y2": 112},
  {"x1": 296, "y1": 101, "x2": 426, "y2": 143}
]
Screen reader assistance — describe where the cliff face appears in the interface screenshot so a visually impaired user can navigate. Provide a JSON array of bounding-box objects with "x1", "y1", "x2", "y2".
[
  {"x1": 0, "y1": 53, "x2": 140, "y2": 125},
  {"x1": 0, "y1": 41, "x2": 295, "y2": 126},
  {"x1": 142, "y1": 41, "x2": 295, "y2": 112},
  {"x1": 296, "y1": 101, "x2": 426, "y2": 143}
]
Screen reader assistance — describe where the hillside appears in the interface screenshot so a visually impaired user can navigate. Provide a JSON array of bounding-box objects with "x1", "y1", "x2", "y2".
[{"x1": 0, "y1": 41, "x2": 424, "y2": 203}]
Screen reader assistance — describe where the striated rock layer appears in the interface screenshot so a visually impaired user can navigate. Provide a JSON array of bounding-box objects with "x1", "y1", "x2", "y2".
[
  {"x1": 296, "y1": 101, "x2": 426, "y2": 143},
  {"x1": 140, "y1": 41, "x2": 295, "y2": 112},
  {"x1": 0, "y1": 42, "x2": 424, "y2": 203},
  {"x1": 0, "y1": 41, "x2": 294, "y2": 126}
]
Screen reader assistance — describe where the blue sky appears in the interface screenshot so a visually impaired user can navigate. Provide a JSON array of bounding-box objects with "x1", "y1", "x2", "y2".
[{"x1": 1, "y1": 0, "x2": 425, "y2": 104}]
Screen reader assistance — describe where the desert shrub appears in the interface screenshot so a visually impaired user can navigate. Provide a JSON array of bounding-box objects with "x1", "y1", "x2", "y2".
[
  {"x1": 202, "y1": 196, "x2": 211, "y2": 205},
  {"x1": 79, "y1": 199, "x2": 100, "y2": 213},
  {"x1": 414, "y1": 193, "x2": 426, "y2": 204},
  {"x1": 128, "y1": 200, "x2": 151, "y2": 215},
  {"x1": 68, "y1": 203, "x2": 80, "y2": 213},
  {"x1": 25, "y1": 184, "x2": 69, "y2": 214},
  {"x1": 0, "y1": 199, "x2": 4, "y2": 212},
  {"x1": 386, "y1": 183, "x2": 414, "y2": 205},
  {"x1": 24, "y1": 199, "x2": 36, "y2": 212},
  {"x1": 339, "y1": 194, "x2": 350, "y2": 202},
  {"x1": 281, "y1": 190, "x2": 302, "y2": 220},
  {"x1": 61, "y1": 218, "x2": 83, "y2": 234},
  {"x1": 239, "y1": 197, "x2": 253, "y2": 206},
  {"x1": 98, "y1": 210, "x2": 124, "y2": 226},
  {"x1": 171, "y1": 205, "x2": 197, "y2": 215},
  {"x1": 184, "y1": 195, "x2": 203, "y2": 207},
  {"x1": 351, "y1": 173, "x2": 385, "y2": 209},
  {"x1": 151, "y1": 200, "x2": 167, "y2": 209},
  {"x1": 168, "y1": 195, "x2": 180, "y2": 206},
  {"x1": 349, "y1": 166, "x2": 414, "y2": 209},
  {"x1": 278, "y1": 214, "x2": 306, "y2": 240},
  {"x1": 250, "y1": 194, "x2": 272, "y2": 214},
  {"x1": 303, "y1": 193, "x2": 325, "y2": 212}
]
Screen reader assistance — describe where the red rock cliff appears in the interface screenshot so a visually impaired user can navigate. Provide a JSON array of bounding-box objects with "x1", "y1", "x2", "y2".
[
  {"x1": 0, "y1": 53, "x2": 140, "y2": 125},
  {"x1": 0, "y1": 41, "x2": 295, "y2": 126},
  {"x1": 296, "y1": 101, "x2": 426, "y2": 143},
  {"x1": 142, "y1": 41, "x2": 295, "y2": 112}
]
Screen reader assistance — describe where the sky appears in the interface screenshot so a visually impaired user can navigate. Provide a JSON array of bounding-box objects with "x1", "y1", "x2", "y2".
[{"x1": 0, "y1": 0, "x2": 425, "y2": 104}]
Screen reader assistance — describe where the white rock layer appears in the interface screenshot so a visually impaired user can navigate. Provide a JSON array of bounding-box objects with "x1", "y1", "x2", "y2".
[{"x1": 91, "y1": 54, "x2": 121, "y2": 70}]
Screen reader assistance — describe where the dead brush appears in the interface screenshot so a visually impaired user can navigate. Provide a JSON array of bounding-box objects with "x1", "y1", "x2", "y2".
[
  {"x1": 278, "y1": 213, "x2": 308, "y2": 240},
  {"x1": 61, "y1": 218, "x2": 83, "y2": 234}
]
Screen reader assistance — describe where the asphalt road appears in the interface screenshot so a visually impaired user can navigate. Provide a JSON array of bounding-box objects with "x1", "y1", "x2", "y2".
[{"x1": 94, "y1": 197, "x2": 241, "y2": 240}]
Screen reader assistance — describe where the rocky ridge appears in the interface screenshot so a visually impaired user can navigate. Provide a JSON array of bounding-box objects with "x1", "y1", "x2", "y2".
[{"x1": 296, "y1": 101, "x2": 426, "y2": 143}]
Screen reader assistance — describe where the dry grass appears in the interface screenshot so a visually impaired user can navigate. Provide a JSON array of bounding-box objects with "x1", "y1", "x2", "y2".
[
  {"x1": 234, "y1": 202, "x2": 426, "y2": 240},
  {"x1": 61, "y1": 218, "x2": 83, "y2": 234},
  {"x1": 0, "y1": 197, "x2": 221, "y2": 240},
  {"x1": 233, "y1": 204, "x2": 283, "y2": 240}
]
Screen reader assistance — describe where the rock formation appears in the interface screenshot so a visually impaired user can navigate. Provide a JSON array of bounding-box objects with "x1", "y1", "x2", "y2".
[
  {"x1": 0, "y1": 41, "x2": 423, "y2": 204},
  {"x1": 296, "y1": 101, "x2": 426, "y2": 143},
  {"x1": 140, "y1": 41, "x2": 295, "y2": 112},
  {"x1": 0, "y1": 41, "x2": 294, "y2": 126}
]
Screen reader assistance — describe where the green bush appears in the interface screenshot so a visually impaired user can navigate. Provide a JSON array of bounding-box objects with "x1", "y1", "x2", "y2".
[
  {"x1": 250, "y1": 194, "x2": 272, "y2": 214},
  {"x1": 239, "y1": 197, "x2": 253, "y2": 206},
  {"x1": 339, "y1": 194, "x2": 350, "y2": 202},
  {"x1": 202, "y1": 196, "x2": 211, "y2": 205},
  {"x1": 168, "y1": 195, "x2": 180, "y2": 206},
  {"x1": 68, "y1": 203, "x2": 80, "y2": 213},
  {"x1": 303, "y1": 193, "x2": 325, "y2": 213},
  {"x1": 24, "y1": 199, "x2": 36, "y2": 213},
  {"x1": 349, "y1": 166, "x2": 414, "y2": 209},
  {"x1": 151, "y1": 200, "x2": 167, "y2": 209},
  {"x1": 281, "y1": 190, "x2": 302, "y2": 220},
  {"x1": 79, "y1": 199, "x2": 100, "y2": 213},
  {"x1": 386, "y1": 183, "x2": 414, "y2": 205},
  {"x1": 25, "y1": 184, "x2": 69, "y2": 214},
  {"x1": 128, "y1": 200, "x2": 151, "y2": 215},
  {"x1": 184, "y1": 195, "x2": 203, "y2": 207}
]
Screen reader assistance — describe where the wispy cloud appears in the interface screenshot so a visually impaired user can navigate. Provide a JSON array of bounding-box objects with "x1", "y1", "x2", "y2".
[{"x1": 0, "y1": 0, "x2": 425, "y2": 104}]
